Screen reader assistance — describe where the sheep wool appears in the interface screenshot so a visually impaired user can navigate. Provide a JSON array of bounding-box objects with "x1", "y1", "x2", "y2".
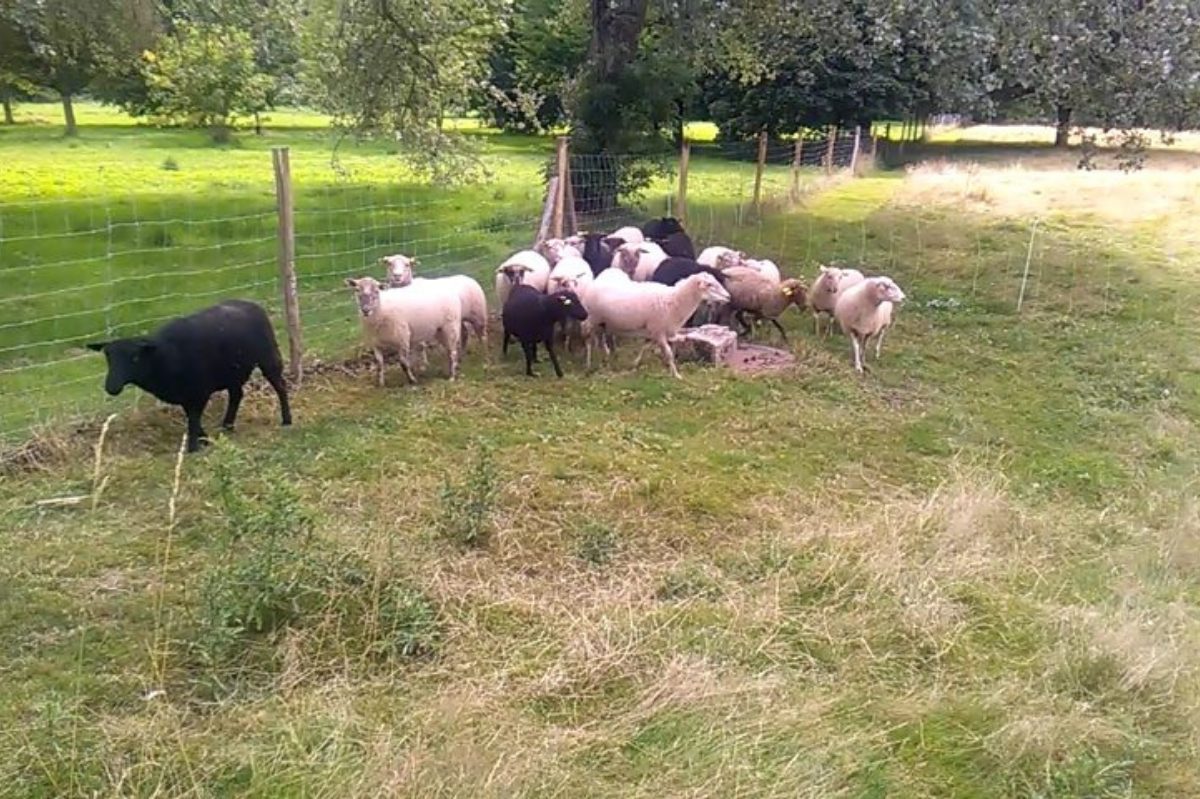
[
  {"x1": 582, "y1": 272, "x2": 731, "y2": 379},
  {"x1": 609, "y1": 226, "x2": 645, "y2": 245},
  {"x1": 720, "y1": 267, "x2": 807, "y2": 342},
  {"x1": 346, "y1": 277, "x2": 463, "y2": 386},
  {"x1": 495, "y1": 250, "x2": 551, "y2": 308},
  {"x1": 810, "y1": 265, "x2": 865, "y2": 336},
  {"x1": 833, "y1": 276, "x2": 906, "y2": 373},
  {"x1": 697, "y1": 246, "x2": 747, "y2": 272}
]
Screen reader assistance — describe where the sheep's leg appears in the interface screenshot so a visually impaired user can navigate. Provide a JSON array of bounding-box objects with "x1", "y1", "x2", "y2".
[
  {"x1": 735, "y1": 310, "x2": 753, "y2": 337},
  {"x1": 585, "y1": 332, "x2": 594, "y2": 369},
  {"x1": 373, "y1": 347, "x2": 387, "y2": 387},
  {"x1": 875, "y1": 326, "x2": 887, "y2": 359},
  {"x1": 544, "y1": 337, "x2": 564, "y2": 378},
  {"x1": 259, "y1": 359, "x2": 291, "y2": 422},
  {"x1": 183, "y1": 399, "x2": 209, "y2": 453},
  {"x1": 813, "y1": 313, "x2": 822, "y2": 336},
  {"x1": 222, "y1": 385, "x2": 244, "y2": 431},
  {"x1": 657, "y1": 335, "x2": 681, "y2": 379},
  {"x1": 632, "y1": 342, "x2": 652, "y2": 369},
  {"x1": 503, "y1": 329, "x2": 511, "y2": 357},
  {"x1": 521, "y1": 341, "x2": 537, "y2": 376},
  {"x1": 850, "y1": 335, "x2": 865, "y2": 373},
  {"x1": 769, "y1": 318, "x2": 789, "y2": 345},
  {"x1": 439, "y1": 326, "x2": 461, "y2": 380}
]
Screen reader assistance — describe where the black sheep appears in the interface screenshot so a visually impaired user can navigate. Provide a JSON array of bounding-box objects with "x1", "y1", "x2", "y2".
[
  {"x1": 580, "y1": 232, "x2": 623, "y2": 276},
  {"x1": 501, "y1": 286, "x2": 588, "y2": 378},
  {"x1": 651, "y1": 257, "x2": 727, "y2": 287},
  {"x1": 87, "y1": 299, "x2": 292, "y2": 452},
  {"x1": 659, "y1": 231, "x2": 697, "y2": 259},
  {"x1": 641, "y1": 216, "x2": 685, "y2": 241}
]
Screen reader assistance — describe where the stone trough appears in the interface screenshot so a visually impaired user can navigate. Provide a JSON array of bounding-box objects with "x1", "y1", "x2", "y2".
[{"x1": 669, "y1": 325, "x2": 796, "y2": 375}]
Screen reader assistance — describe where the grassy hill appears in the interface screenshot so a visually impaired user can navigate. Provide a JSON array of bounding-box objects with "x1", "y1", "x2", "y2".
[{"x1": 2, "y1": 105, "x2": 1200, "y2": 796}]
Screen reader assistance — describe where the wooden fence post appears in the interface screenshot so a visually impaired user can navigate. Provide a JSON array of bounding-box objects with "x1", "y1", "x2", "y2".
[
  {"x1": 753, "y1": 131, "x2": 768, "y2": 214},
  {"x1": 563, "y1": 148, "x2": 578, "y2": 237},
  {"x1": 850, "y1": 125, "x2": 862, "y2": 175},
  {"x1": 790, "y1": 137, "x2": 803, "y2": 201},
  {"x1": 824, "y1": 126, "x2": 838, "y2": 175},
  {"x1": 552, "y1": 136, "x2": 569, "y2": 238},
  {"x1": 271, "y1": 147, "x2": 302, "y2": 386},
  {"x1": 535, "y1": 176, "x2": 558, "y2": 246},
  {"x1": 677, "y1": 139, "x2": 690, "y2": 225}
]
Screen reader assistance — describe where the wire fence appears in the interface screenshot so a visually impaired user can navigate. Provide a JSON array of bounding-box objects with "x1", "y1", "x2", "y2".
[{"x1": 0, "y1": 126, "x2": 1178, "y2": 451}]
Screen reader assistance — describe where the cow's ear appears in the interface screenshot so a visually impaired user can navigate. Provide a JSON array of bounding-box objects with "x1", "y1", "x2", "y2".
[{"x1": 86, "y1": 342, "x2": 108, "y2": 352}]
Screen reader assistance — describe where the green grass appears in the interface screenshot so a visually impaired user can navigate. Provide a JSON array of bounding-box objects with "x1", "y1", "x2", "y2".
[
  {"x1": 0, "y1": 103, "x2": 819, "y2": 441},
  {"x1": 2, "y1": 107, "x2": 1200, "y2": 796}
]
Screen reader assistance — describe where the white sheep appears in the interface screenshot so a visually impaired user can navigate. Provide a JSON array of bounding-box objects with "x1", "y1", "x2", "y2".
[
  {"x1": 833, "y1": 276, "x2": 906, "y2": 373},
  {"x1": 546, "y1": 255, "x2": 594, "y2": 298},
  {"x1": 609, "y1": 225, "x2": 645, "y2": 245},
  {"x1": 697, "y1": 246, "x2": 747, "y2": 272},
  {"x1": 381, "y1": 254, "x2": 417, "y2": 288},
  {"x1": 345, "y1": 277, "x2": 462, "y2": 385},
  {"x1": 743, "y1": 258, "x2": 782, "y2": 284},
  {"x1": 582, "y1": 272, "x2": 731, "y2": 379},
  {"x1": 632, "y1": 241, "x2": 669, "y2": 282},
  {"x1": 535, "y1": 238, "x2": 584, "y2": 266},
  {"x1": 545, "y1": 255, "x2": 595, "y2": 350},
  {"x1": 495, "y1": 250, "x2": 551, "y2": 308},
  {"x1": 810, "y1": 265, "x2": 865, "y2": 337},
  {"x1": 417, "y1": 275, "x2": 488, "y2": 354}
]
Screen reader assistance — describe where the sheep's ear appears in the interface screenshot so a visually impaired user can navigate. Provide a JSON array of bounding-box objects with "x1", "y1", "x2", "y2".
[
  {"x1": 86, "y1": 341, "x2": 109, "y2": 352},
  {"x1": 345, "y1": 278, "x2": 359, "y2": 288},
  {"x1": 410, "y1": 257, "x2": 420, "y2": 266},
  {"x1": 603, "y1": 236, "x2": 623, "y2": 249}
]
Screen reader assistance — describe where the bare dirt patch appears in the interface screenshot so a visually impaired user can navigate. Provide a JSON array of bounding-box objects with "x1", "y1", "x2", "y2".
[{"x1": 726, "y1": 343, "x2": 796, "y2": 375}]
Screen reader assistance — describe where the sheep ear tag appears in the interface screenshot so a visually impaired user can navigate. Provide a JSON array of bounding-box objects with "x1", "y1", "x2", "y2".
[{"x1": 563, "y1": 298, "x2": 573, "y2": 305}]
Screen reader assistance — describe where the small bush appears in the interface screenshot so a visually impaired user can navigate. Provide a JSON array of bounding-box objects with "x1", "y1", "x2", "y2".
[
  {"x1": 576, "y1": 521, "x2": 618, "y2": 567},
  {"x1": 437, "y1": 443, "x2": 498, "y2": 548},
  {"x1": 192, "y1": 443, "x2": 441, "y2": 678},
  {"x1": 161, "y1": 156, "x2": 180, "y2": 171}
]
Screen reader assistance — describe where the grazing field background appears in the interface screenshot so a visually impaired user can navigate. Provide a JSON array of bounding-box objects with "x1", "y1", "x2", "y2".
[{"x1": 2, "y1": 104, "x2": 1200, "y2": 797}]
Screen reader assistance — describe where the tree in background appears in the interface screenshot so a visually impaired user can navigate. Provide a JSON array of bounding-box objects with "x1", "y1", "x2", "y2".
[
  {"x1": 299, "y1": 0, "x2": 511, "y2": 181},
  {"x1": 143, "y1": 21, "x2": 274, "y2": 142},
  {"x1": 478, "y1": 0, "x2": 587, "y2": 132},
  {"x1": 6, "y1": 0, "x2": 158, "y2": 135},
  {"x1": 0, "y1": 4, "x2": 40, "y2": 124}
]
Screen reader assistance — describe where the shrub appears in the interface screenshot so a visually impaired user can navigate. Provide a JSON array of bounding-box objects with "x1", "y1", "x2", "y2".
[
  {"x1": 437, "y1": 443, "x2": 498, "y2": 548},
  {"x1": 576, "y1": 521, "x2": 618, "y2": 567}
]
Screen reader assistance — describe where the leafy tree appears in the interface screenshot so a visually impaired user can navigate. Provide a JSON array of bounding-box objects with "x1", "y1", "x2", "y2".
[
  {"x1": 0, "y1": 5, "x2": 40, "y2": 124},
  {"x1": 8, "y1": 0, "x2": 159, "y2": 135},
  {"x1": 478, "y1": 0, "x2": 587, "y2": 132},
  {"x1": 300, "y1": 0, "x2": 511, "y2": 181},
  {"x1": 143, "y1": 21, "x2": 275, "y2": 142}
]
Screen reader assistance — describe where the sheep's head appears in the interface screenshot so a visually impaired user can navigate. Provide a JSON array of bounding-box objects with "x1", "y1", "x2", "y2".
[
  {"x1": 549, "y1": 290, "x2": 588, "y2": 322},
  {"x1": 779, "y1": 279, "x2": 808, "y2": 309},
  {"x1": 715, "y1": 250, "x2": 747, "y2": 271},
  {"x1": 869, "y1": 277, "x2": 906, "y2": 305},
  {"x1": 498, "y1": 263, "x2": 533, "y2": 285},
  {"x1": 86, "y1": 337, "x2": 157, "y2": 396},
  {"x1": 537, "y1": 238, "x2": 579, "y2": 265},
  {"x1": 616, "y1": 243, "x2": 640, "y2": 275},
  {"x1": 380, "y1": 254, "x2": 416, "y2": 288},
  {"x1": 346, "y1": 277, "x2": 384, "y2": 317},
  {"x1": 564, "y1": 234, "x2": 586, "y2": 250},
  {"x1": 814, "y1": 265, "x2": 843, "y2": 296},
  {"x1": 549, "y1": 275, "x2": 578, "y2": 294},
  {"x1": 691, "y1": 272, "x2": 731, "y2": 304}
]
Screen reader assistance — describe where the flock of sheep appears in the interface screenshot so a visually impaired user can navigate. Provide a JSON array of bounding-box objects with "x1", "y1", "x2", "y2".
[
  {"x1": 346, "y1": 216, "x2": 907, "y2": 382},
  {"x1": 85, "y1": 216, "x2": 906, "y2": 453}
]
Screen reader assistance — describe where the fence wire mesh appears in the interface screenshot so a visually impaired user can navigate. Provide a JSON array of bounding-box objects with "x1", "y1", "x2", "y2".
[{"x1": 5, "y1": 127, "x2": 1159, "y2": 451}]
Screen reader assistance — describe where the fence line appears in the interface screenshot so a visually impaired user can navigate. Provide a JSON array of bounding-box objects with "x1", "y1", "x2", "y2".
[{"x1": 3, "y1": 125, "x2": 1151, "y2": 450}]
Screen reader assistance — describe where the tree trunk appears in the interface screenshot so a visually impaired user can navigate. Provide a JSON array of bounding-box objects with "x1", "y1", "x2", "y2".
[
  {"x1": 254, "y1": 111, "x2": 262, "y2": 136},
  {"x1": 1054, "y1": 105, "x2": 1072, "y2": 147},
  {"x1": 2, "y1": 95, "x2": 13, "y2": 125},
  {"x1": 589, "y1": 0, "x2": 648, "y2": 80},
  {"x1": 61, "y1": 93, "x2": 77, "y2": 136}
]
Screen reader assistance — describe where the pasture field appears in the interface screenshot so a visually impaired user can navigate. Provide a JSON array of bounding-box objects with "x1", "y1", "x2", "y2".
[
  {"x1": 2, "y1": 106, "x2": 1200, "y2": 796},
  {"x1": 0, "y1": 104, "x2": 781, "y2": 441}
]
